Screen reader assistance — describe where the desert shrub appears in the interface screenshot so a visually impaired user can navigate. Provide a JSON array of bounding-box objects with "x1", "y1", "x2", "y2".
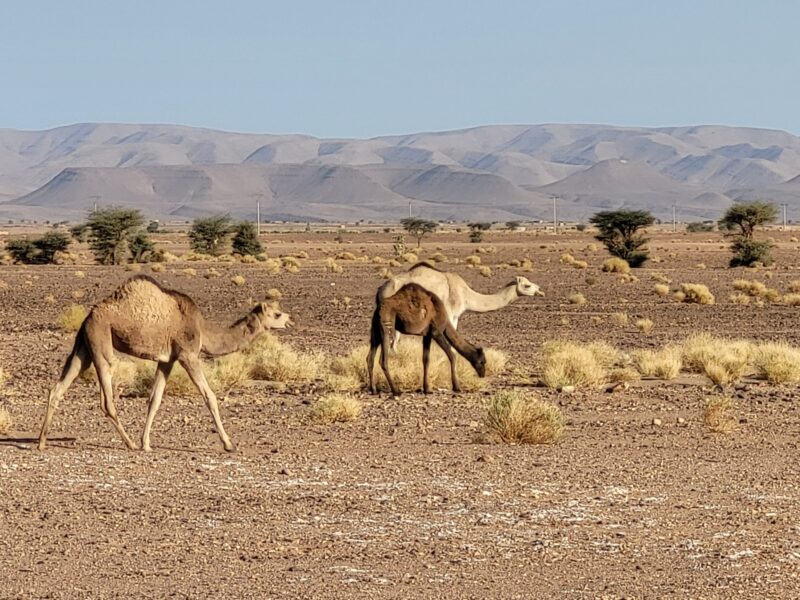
[
  {"x1": 482, "y1": 391, "x2": 564, "y2": 445},
  {"x1": 310, "y1": 394, "x2": 363, "y2": 424},
  {"x1": 7, "y1": 231, "x2": 71, "y2": 264},
  {"x1": 540, "y1": 341, "x2": 618, "y2": 390},
  {"x1": 782, "y1": 294, "x2": 800, "y2": 306},
  {"x1": 266, "y1": 288, "x2": 282, "y2": 300},
  {"x1": 246, "y1": 334, "x2": 323, "y2": 384},
  {"x1": 687, "y1": 222, "x2": 714, "y2": 233},
  {"x1": 231, "y1": 275, "x2": 246, "y2": 286},
  {"x1": 681, "y1": 333, "x2": 753, "y2": 385},
  {"x1": 85, "y1": 206, "x2": 147, "y2": 265},
  {"x1": 631, "y1": 346, "x2": 682, "y2": 379},
  {"x1": 560, "y1": 253, "x2": 575, "y2": 264},
  {"x1": 182, "y1": 267, "x2": 197, "y2": 277},
  {"x1": 58, "y1": 304, "x2": 87, "y2": 332},
  {"x1": 231, "y1": 221, "x2": 263, "y2": 256},
  {"x1": 654, "y1": 283, "x2": 670, "y2": 297},
  {"x1": 571, "y1": 260, "x2": 588, "y2": 269},
  {"x1": 325, "y1": 257, "x2": 344, "y2": 273},
  {"x1": 479, "y1": 266, "x2": 492, "y2": 278},
  {"x1": 678, "y1": 283, "x2": 715, "y2": 305},
  {"x1": 190, "y1": 215, "x2": 232, "y2": 256},
  {"x1": 704, "y1": 396, "x2": 736, "y2": 433},
  {"x1": 336, "y1": 251, "x2": 357, "y2": 261},
  {"x1": 568, "y1": 292, "x2": 586, "y2": 306},
  {"x1": 635, "y1": 318, "x2": 654, "y2": 334},
  {"x1": 651, "y1": 272, "x2": 671, "y2": 284},
  {"x1": 719, "y1": 201, "x2": 776, "y2": 267},
  {"x1": 602, "y1": 257, "x2": 631, "y2": 274},
  {"x1": 753, "y1": 342, "x2": 800, "y2": 384},
  {"x1": 128, "y1": 231, "x2": 155, "y2": 263}
]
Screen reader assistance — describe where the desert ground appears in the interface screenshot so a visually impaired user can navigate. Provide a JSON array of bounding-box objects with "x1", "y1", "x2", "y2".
[{"x1": 2, "y1": 226, "x2": 800, "y2": 599}]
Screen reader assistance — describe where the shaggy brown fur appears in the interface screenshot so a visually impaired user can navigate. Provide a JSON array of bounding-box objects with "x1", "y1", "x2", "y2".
[
  {"x1": 38, "y1": 276, "x2": 291, "y2": 452},
  {"x1": 367, "y1": 283, "x2": 486, "y2": 396}
]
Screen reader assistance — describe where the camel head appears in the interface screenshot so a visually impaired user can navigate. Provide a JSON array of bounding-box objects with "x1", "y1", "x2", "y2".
[
  {"x1": 472, "y1": 347, "x2": 487, "y2": 377},
  {"x1": 514, "y1": 276, "x2": 545, "y2": 297},
  {"x1": 250, "y1": 301, "x2": 293, "y2": 331}
]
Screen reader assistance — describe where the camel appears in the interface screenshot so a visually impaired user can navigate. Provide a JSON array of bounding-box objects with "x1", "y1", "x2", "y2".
[
  {"x1": 378, "y1": 263, "x2": 543, "y2": 347},
  {"x1": 367, "y1": 283, "x2": 486, "y2": 396},
  {"x1": 38, "y1": 275, "x2": 291, "y2": 453}
]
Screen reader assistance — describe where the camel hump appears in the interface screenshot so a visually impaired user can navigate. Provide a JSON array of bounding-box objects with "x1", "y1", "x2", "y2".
[{"x1": 409, "y1": 261, "x2": 442, "y2": 273}]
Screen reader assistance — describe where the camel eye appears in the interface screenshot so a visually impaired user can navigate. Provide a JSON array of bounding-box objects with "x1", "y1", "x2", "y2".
[{"x1": 274, "y1": 312, "x2": 283, "y2": 319}]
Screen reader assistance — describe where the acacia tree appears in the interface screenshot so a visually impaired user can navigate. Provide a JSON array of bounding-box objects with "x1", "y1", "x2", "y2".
[
  {"x1": 719, "y1": 201, "x2": 777, "y2": 267},
  {"x1": 589, "y1": 210, "x2": 655, "y2": 267},
  {"x1": 468, "y1": 222, "x2": 491, "y2": 243},
  {"x1": 86, "y1": 207, "x2": 146, "y2": 265},
  {"x1": 400, "y1": 217, "x2": 437, "y2": 248},
  {"x1": 231, "y1": 221, "x2": 263, "y2": 256},
  {"x1": 190, "y1": 215, "x2": 232, "y2": 256}
]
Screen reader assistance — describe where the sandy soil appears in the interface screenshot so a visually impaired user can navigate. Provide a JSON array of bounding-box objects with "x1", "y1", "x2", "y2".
[{"x1": 2, "y1": 229, "x2": 800, "y2": 599}]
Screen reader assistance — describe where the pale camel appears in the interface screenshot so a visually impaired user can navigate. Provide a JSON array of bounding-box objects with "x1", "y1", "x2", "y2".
[
  {"x1": 379, "y1": 262, "x2": 543, "y2": 332},
  {"x1": 38, "y1": 275, "x2": 291, "y2": 453},
  {"x1": 367, "y1": 283, "x2": 486, "y2": 396}
]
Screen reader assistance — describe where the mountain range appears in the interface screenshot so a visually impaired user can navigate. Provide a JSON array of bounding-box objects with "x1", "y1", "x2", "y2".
[{"x1": 1, "y1": 122, "x2": 800, "y2": 222}]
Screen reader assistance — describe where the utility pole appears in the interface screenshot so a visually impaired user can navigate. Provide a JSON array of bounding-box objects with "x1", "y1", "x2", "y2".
[
  {"x1": 781, "y1": 203, "x2": 788, "y2": 230},
  {"x1": 408, "y1": 200, "x2": 412, "y2": 219},
  {"x1": 552, "y1": 197, "x2": 558, "y2": 234},
  {"x1": 672, "y1": 205, "x2": 676, "y2": 232},
  {"x1": 256, "y1": 200, "x2": 261, "y2": 236}
]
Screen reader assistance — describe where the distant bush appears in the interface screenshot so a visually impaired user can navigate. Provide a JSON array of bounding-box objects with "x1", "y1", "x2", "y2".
[
  {"x1": 231, "y1": 221, "x2": 263, "y2": 256},
  {"x1": 590, "y1": 210, "x2": 654, "y2": 267},
  {"x1": 7, "y1": 231, "x2": 70, "y2": 264},
  {"x1": 686, "y1": 222, "x2": 714, "y2": 233}
]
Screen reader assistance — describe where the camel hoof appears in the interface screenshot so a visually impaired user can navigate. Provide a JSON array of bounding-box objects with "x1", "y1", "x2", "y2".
[
  {"x1": 142, "y1": 446, "x2": 152, "y2": 453},
  {"x1": 37, "y1": 442, "x2": 47, "y2": 452},
  {"x1": 224, "y1": 444, "x2": 237, "y2": 453}
]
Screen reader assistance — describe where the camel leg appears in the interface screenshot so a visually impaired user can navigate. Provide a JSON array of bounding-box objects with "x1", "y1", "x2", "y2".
[
  {"x1": 141, "y1": 360, "x2": 174, "y2": 452},
  {"x1": 94, "y1": 357, "x2": 138, "y2": 450},
  {"x1": 433, "y1": 331, "x2": 460, "y2": 393},
  {"x1": 380, "y1": 328, "x2": 400, "y2": 397},
  {"x1": 367, "y1": 342, "x2": 379, "y2": 395},
  {"x1": 179, "y1": 355, "x2": 235, "y2": 452},
  {"x1": 422, "y1": 333, "x2": 433, "y2": 394},
  {"x1": 38, "y1": 339, "x2": 91, "y2": 450},
  {"x1": 391, "y1": 330, "x2": 401, "y2": 352}
]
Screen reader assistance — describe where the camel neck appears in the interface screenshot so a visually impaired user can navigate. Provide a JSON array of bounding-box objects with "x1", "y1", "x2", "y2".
[
  {"x1": 201, "y1": 318, "x2": 254, "y2": 357},
  {"x1": 461, "y1": 282, "x2": 518, "y2": 313}
]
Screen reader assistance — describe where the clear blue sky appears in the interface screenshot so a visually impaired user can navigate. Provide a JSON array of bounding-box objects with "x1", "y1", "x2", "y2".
[{"x1": 2, "y1": 0, "x2": 798, "y2": 137}]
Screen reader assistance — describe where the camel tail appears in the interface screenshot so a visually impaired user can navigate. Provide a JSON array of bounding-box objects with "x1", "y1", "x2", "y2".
[
  {"x1": 60, "y1": 318, "x2": 93, "y2": 379},
  {"x1": 370, "y1": 305, "x2": 384, "y2": 347}
]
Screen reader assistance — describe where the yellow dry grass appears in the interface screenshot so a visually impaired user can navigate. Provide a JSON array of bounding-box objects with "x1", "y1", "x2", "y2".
[
  {"x1": 653, "y1": 283, "x2": 670, "y2": 297},
  {"x1": 310, "y1": 394, "x2": 363, "y2": 424},
  {"x1": 678, "y1": 283, "x2": 715, "y2": 304},
  {"x1": 631, "y1": 346, "x2": 682, "y2": 379},
  {"x1": 58, "y1": 304, "x2": 87, "y2": 332},
  {"x1": 466, "y1": 255, "x2": 481, "y2": 266},
  {"x1": 729, "y1": 292, "x2": 750, "y2": 305},
  {"x1": 704, "y1": 396, "x2": 737, "y2": 433},
  {"x1": 540, "y1": 340, "x2": 618, "y2": 390},
  {"x1": 681, "y1": 333, "x2": 753, "y2": 385},
  {"x1": 635, "y1": 318, "x2": 654, "y2": 334},
  {"x1": 246, "y1": 334, "x2": 324, "y2": 384},
  {"x1": 231, "y1": 275, "x2": 246, "y2": 286},
  {"x1": 610, "y1": 312, "x2": 628, "y2": 326},
  {"x1": 753, "y1": 342, "x2": 800, "y2": 384},
  {"x1": 602, "y1": 257, "x2": 630, "y2": 274},
  {"x1": 568, "y1": 292, "x2": 587, "y2": 306},
  {"x1": 482, "y1": 391, "x2": 564, "y2": 444},
  {"x1": 0, "y1": 406, "x2": 11, "y2": 435},
  {"x1": 479, "y1": 266, "x2": 492, "y2": 278}
]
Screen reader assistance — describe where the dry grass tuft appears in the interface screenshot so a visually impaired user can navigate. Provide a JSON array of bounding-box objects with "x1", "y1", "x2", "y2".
[
  {"x1": 58, "y1": 304, "x2": 87, "y2": 332},
  {"x1": 181, "y1": 267, "x2": 197, "y2": 277},
  {"x1": 560, "y1": 253, "x2": 575, "y2": 264},
  {"x1": 678, "y1": 283, "x2": 715, "y2": 304},
  {"x1": 44, "y1": 294, "x2": 56, "y2": 305},
  {"x1": 635, "y1": 318, "x2": 654, "y2": 334},
  {"x1": 654, "y1": 283, "x2": 670, "y2": 297},
  {"x1": 401, "y1": 252, "x2": 419, "y2": 264},
  {"x1": 479, "y1": 266, "x2": 492, "y2": 278},
  {"x1": 231, "y1": 275, "x2": 246, "y2": 286},
  {"x1": 310, "y1": 394, "x2": 363, "y2": 424},
  {"x1": 150, "y1": 263, "x2": 165, "y2": 273},
  {"x1": 266, "y1": 288, "x2": 282, "y2": 300},
  {"x1": 782, "y1": 293, "x2": 800, "y2": 307},
  {"x1": 325, "y1": 257, "x2": 344, "y2": 273},
  {"x1": 610, "y1": 312, "x2": 628, "y2": 326},
  {"x1": 74, "y1": 270, "x2": 86, "y2": 278},
  {"x1": 466, "y1": 255, "x2": 481, "y2": 266},
  {"x1": 602, "y1": 257, "x2": 631, "y2": 274},
  {"x1": 246, "y1": 334, "x2": 324, "y2": 384},
  {"x1": 729, "y1": 292, "x2": 750, "y2": 305},
  {"x1": 753, "y1": 342, "x2": 800, "y2": 384},
  {"x1": 589, "y1": 315, "x2": 603, "y2": 325},
  {"x1": 631, "y1": 346, "x2": 682, "y2": 379},
  {"x1": 789, "y1": 281, "x2": 800, "y2": 293},
  {"x1": 568, "y1": 292, "x2": 587, "y2": 306},
  {"x1": 540, "y1": 341, "x2": 618, "y2": 390},
  {"x1": 704, "y1": 396, "x2": 737, "y2": 433},
  {"x1": 681, "y1": 333, "x2": 753, "y2": 385},
  {"x1": 482, "y1": 391, "x2": 564, "y2": 445},
  {"x1": 336, "y1": 251, "x2": 357, "y2": 261},
  {"x1": 571, "y1": 260, "x2": 588, "y2": 269}
]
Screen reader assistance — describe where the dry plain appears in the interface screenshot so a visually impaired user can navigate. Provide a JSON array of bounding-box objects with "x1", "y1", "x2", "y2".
[{"x1": 2, "y1": 227, "x2": 800, "y2": 599}]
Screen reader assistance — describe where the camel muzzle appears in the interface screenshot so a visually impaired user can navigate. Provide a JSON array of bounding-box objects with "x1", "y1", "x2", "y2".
[{"x1": 535, "y1": 290, "x2": 545, "y2": 297}]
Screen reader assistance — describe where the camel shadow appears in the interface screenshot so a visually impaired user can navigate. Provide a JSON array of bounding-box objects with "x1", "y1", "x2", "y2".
[{"x1": 0, "y1": 435, "x2": 76, "y2": 450}]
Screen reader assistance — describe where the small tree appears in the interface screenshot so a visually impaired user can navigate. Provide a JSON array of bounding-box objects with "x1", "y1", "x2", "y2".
[
  {"x1": 146, "y1": 220, "x2": 160, "y2": 233},
  {"x1": 190, "y1": 215, "x2": 232, "y2": 256},
  {"x1": 686, "y1": 222, "x2": 714, "y2": 233},
  {"x1": 505, "y1": 220, "x2": 521, "y2": 231},
  {"x1": 70, "y1": 223, "x2": 89, "y2": 243},
  {"x1": 719, "y1": 201, "x2": 777, "y2": 267},
  {"x1": 231, "y1": 221, "x2": 263, "y2": 256},
  {"x1": 468, "y1": 222, "x2": 491, "y2": 243},
  {"x1": 589, "y1": 210, "x2": 655, "y2": 267},
  {"x1": 7, "y1": 231, "x2": 71, "y2": 264},
  {"x1": 400, "y1": 217, "x2": 437, "y2": 248},
  {"x1": 129, "y1": 231, "x2": 155, "y2": 263},
  {"x1": 86, "y1": 207, "x2": 145, "y2": 265}
]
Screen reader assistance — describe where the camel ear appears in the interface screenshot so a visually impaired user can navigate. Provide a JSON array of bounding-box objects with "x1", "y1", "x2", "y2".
[{"x1": 253, "y1": 302, "x2": 268, "y2": 314}]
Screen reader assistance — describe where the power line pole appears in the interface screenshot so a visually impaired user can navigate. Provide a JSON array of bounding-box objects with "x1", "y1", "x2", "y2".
[
  {"x1": 781, "y1": 203, "x2": 788, "y2": 230},
  {"x1": 672, "y1": 205, "x2": 676, "y2": 232},
  {"x1": 256, "y1": 200, "x2": 261, "y2": 236},
  {"x1": 552, "y1": 197, "x2": 558, "y2": 234},
  {"x1": 408, "y1": 200, "x2": 412, "y2": 219}
]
